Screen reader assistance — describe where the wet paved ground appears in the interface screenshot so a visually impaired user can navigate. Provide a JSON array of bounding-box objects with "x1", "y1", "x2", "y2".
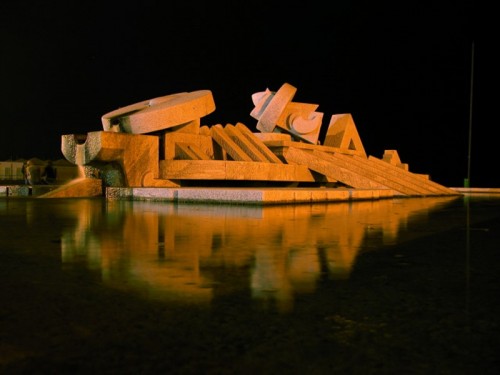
[{"x1": 1, "y1": 194, "x2": 499, "y2": 374}]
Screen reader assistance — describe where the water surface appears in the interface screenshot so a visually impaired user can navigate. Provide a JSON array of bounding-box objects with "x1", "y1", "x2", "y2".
[{"x1": 1, "y1": 195, "x2": 499, "y2": 374}]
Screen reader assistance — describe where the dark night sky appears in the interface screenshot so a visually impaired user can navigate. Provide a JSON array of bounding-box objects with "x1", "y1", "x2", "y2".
[{"x1": 1, "y1": 1, "x2": 491, "y2": 187}]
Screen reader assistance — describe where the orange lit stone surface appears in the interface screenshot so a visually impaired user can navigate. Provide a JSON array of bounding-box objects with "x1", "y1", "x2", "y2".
[
  {"x1": 252, "y1": 83, "x2": 296, "y2": 133},
  {"x1": 251, "y1": 83, "x2": 323, "y2": 144},
  {"x1": 101, "y1": 90, "x2": 216, "y2": 134},
  {"x1": 61, "y1": 131, "x2": 159, "y2": 187},
  {"x1": 58, "y1": 84, "x2": 460, "y2": 200},
  {"x1": 324, "y1": 113, "x2": 367, "y2": 157},
  {"x1": 39, "y1": 178, "x2": 103, "y2": 198}
]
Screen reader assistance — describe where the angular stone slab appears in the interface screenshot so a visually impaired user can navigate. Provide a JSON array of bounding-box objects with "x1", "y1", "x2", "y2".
[
  {"x1": 332, "y1": 152, "x2": 457, "y2": 196},
  {"x1": 322, "y1": 152, "x2": 426, "y2": 195},
  {"x1": 62, "y1": 131, "x2": 159, "y2": 187},
  {"x1": 253, "y1": 132, "x2": 293, "y2": 142},
  {"x1": 350, "y1": 154, "x2": 437, "y2": 194},
  {"x1": 160, "y1": 160, "x2": 315, "y2": 182},
  {"x1": 283, "y1": 147, "x2": 388, "y2": 190},
  {"x1": 382, "y1": 150, "x2": 408, "y2": 171},
  {"x1": 234, "y1": 123, "x2": 283, "y2": 163},
  {"x1": 101, "y1": 90, "x2": 216, "y2": 134},
  {"x1": 164, "y1": 119, "x2": 201, "y2": 135},
  {"x1": 210, "y1": 125, "x2": 253, "y2": 162},
  {"x1": 175, "y1": 143, "x2": 212, "y2": 160},
  {"x1": 366, "y1": 155, "x2": 459, "y2": 195},
  {"x1": 276, "y1": 102, "x2": 319, "y2": 125},
  {"x1": 274, "y1": 102, "x2": 323, "y2": 144},
  {"x1": 260, "y1": 138, "x2": 362, "y2": 160},
  {"x1": 323, "y1": 114, "x2": 367, "y2": 157},
  {"x1": 223, "y1": 123, "x2": 284, "y2": 163},
  {"x1": 223, "y1": 124, "x2": 268, "y2": 162},
  {"x1": 164, "y1": 133, "x2": 214, "y2": 160},
  {"x1": 253, "y1": 83, "x2": 297, "y2": 133}
]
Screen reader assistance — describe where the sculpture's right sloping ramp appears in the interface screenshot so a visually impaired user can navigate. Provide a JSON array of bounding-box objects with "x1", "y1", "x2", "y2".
[
  {"x1": 283, "y1": 147, "x2": 459, "y2": 196},
  {"x1": 365, "y1": 154, "x2": 458, "y2": 196},
  {"x1": 283, "y1": 147, "x2": 389, "y2": 190}
]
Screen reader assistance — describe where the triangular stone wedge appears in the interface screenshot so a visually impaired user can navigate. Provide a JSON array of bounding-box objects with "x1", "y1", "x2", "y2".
[{"x1": 323, "y1": 114, "x2": 367, "y2": 157}]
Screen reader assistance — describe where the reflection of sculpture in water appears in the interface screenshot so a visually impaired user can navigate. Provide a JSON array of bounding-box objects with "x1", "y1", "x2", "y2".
[
  {"x1": 59, "y1": 196, "x2": 460, "y2": 311},
  {"x1": 251, "y1": 244, "x2": 295, "y2": 313}
]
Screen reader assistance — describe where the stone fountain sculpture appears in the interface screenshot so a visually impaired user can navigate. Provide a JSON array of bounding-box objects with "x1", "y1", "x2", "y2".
[{"x1": 44, "y1": 83, "x2": 458, "y2": 198}]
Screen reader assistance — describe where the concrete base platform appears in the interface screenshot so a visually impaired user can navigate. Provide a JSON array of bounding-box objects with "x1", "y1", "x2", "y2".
[
  {"x1": 5, "y1": 185, "x2": 500, "y2": 204},
  {"x1": 450, "y1": 187, "x2": 500, "y2": 195},
  {"x1": 0, "y1": 184, "x2": 61, "y2": 197},
  {"x1": 106, "y1": 187, "x2": 399, "y2": 205}
]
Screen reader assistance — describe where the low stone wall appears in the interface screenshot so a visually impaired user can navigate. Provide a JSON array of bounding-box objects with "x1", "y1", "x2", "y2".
[{"x1": 0, "y1": 185, "x2": 60, "y2": 197}]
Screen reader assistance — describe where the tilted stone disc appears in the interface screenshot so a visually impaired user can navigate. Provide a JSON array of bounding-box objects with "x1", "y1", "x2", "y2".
[
  {"x1": 101, "y1": 90, "x2": 216, "y2": 134},
  {"x1": 255, "y1": 83, "x2": 296, "y2": 133}
]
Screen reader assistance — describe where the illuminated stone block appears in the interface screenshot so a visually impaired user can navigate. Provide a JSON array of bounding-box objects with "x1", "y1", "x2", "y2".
[
  {"x1": 283, "y1": 147, "x2": 387, "y2": 189},
  {"x1": 61, "y1": 131, "x2": 159, "y2": 187},
  {"x1": 101, "y1": 90, "x2": 216, "y2": 134},
  {"x1": 250, "y1": 83, "x2": 322, "y2": 144},
  {"x1": 323, "y1": 114, "x2": 367, "y2": 157},
  {"x1": 251, "y1": 83, "x2": 297, "y2": 133},
  {"x1": 275, "y1": 107, "x2": 323, "y2": 144},
  {"x1": 164, "y1": 132, "x2": 214, "y2": 160},
  {"x1": 210, "y1": 125, "x2": 254, "y2": 162},
  {"x1": 382, "y1": 150, "x2": 409, "y2": 171}
]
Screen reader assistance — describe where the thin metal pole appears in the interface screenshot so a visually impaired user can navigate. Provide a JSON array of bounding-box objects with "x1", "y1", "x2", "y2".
[{"x1": 466, "y1": 41, "x2": 474, "y2": 187}]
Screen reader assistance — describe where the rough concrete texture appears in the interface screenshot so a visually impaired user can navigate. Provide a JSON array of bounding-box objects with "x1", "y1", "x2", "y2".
[
  {"x1": 38, "y1": 178, "x2": 103, "y2": 198},
  {"x1": 57, "y1": 84, "x2": 460, "y2": 199},
  {"x1": 101, "y1": 91, "x2": 216, "y2": 134},
  {"x1": 324, "y1": 113, "x2": 367, "y2": 157},
  {"x1": 105, "y1": 186, "x2": 395, "y2": 205},
  {"x1": 62, "y1": 131, "x2": 159, "y2": 187}
]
